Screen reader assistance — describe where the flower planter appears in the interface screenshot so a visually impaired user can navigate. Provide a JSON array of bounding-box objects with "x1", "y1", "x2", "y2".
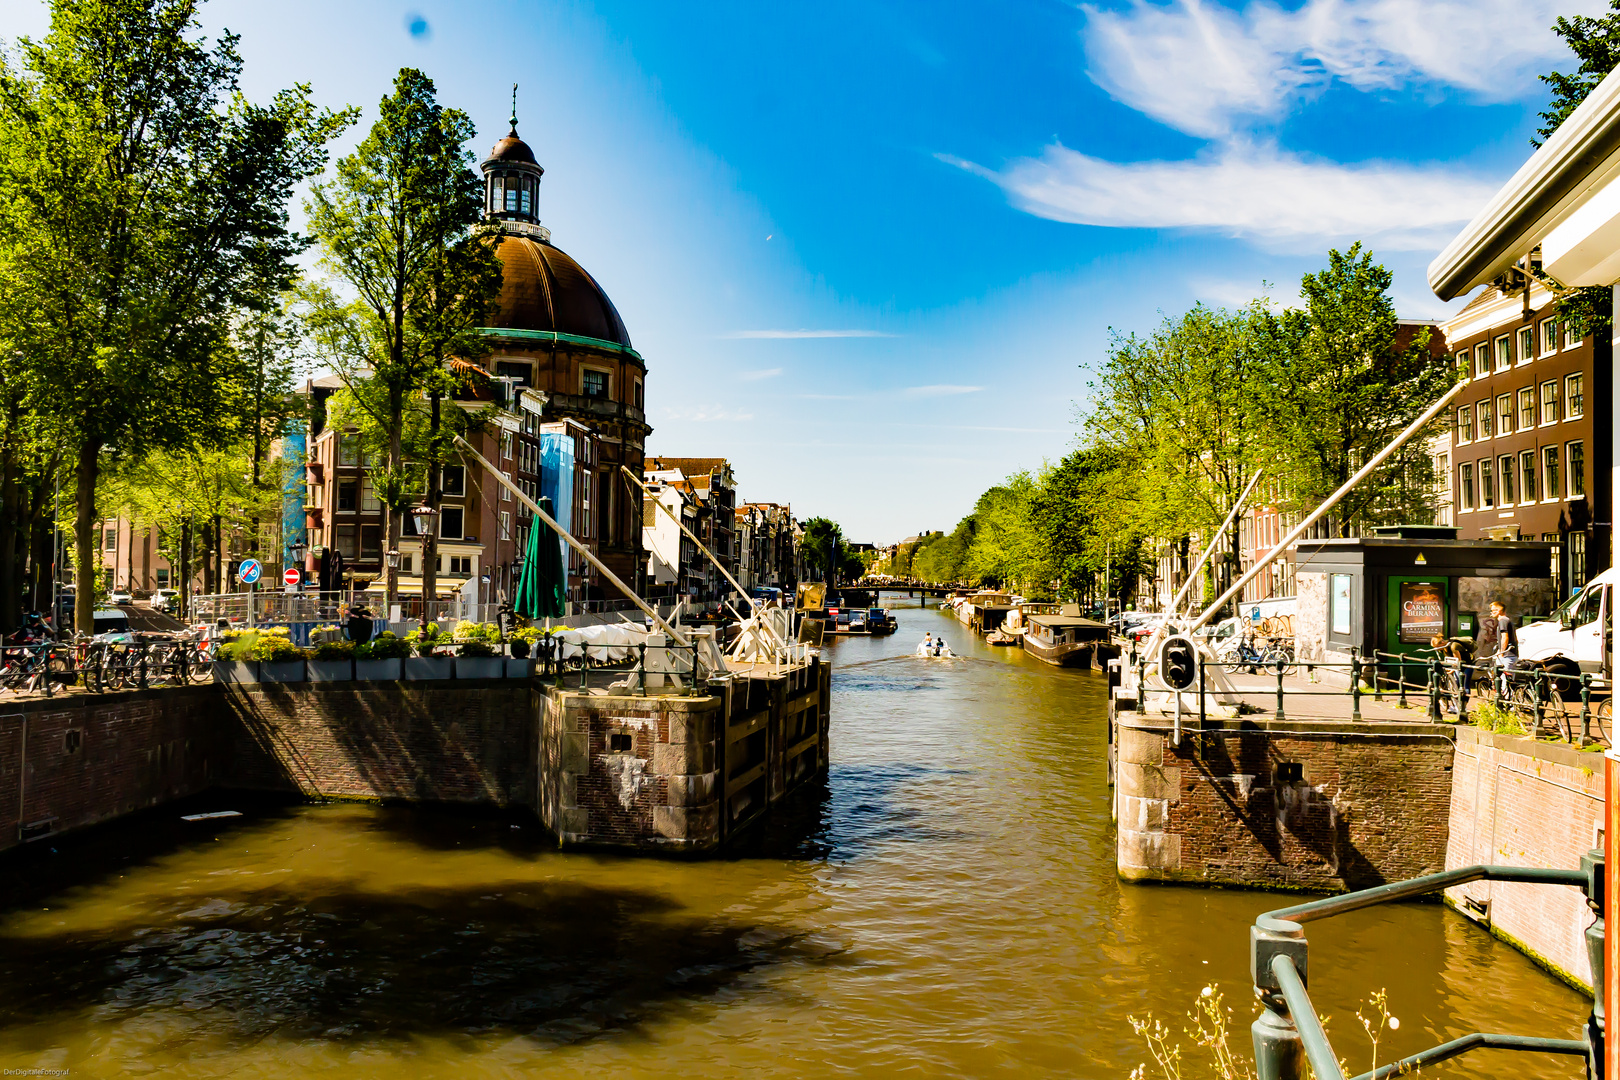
[
  {"x1": 354, "y1": 658, "x2": 403, "y2": 681},
  {"x1": 509, "y1": 640, "x2": 532, "y2": 659},
  {"x1": 504, "y1": 658, "x2": 533, "y2": 679},
  {"x1": 404, "y1": 656, "x2": 453, "y2": 681},
  {"x1": 308, "y1": 660, "x2": 354, "y2": 682},
  {"x1": 455, "y1": 657, "x2": 504, "y2": 680},
  {"x1": 258, "y1": 660, "x2": 306, "y2": 684},
  {"x1": 212, "y1": 660, "x2": 257, "y2": 685}
]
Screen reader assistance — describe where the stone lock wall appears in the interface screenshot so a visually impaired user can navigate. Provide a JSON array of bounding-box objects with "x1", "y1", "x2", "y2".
[
  {"x1": 1115, "y1": 708, "x2": 1455, "y2": 890},
  {"x1": 0, "y1": 686, "x2": 226, "y2": 854},
  {"x1": 539, "y1": 690, "x2": 724, "y2": 851}
]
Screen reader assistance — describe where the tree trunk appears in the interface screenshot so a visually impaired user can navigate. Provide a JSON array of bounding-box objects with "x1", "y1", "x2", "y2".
[
  {"x1": 384, "y1": 382, "x2": 404, "y2": 616},
  {"x1": 73, "y1": 439, "x2": 102, "y2": 637},
  {"x1": 0, "y1": 430, "x2": 17, "y2": 634},
  {"x1": 202, "y1": 517, "x2": 215, "y2": 599},
  {"x1": 420, "y1": 391, "x2": 440, "y2": 629},
  {"x1": 179, "y1": 519, "x2": 192, "y2": 623}
]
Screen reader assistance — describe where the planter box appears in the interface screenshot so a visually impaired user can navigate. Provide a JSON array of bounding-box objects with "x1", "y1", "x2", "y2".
[
  {"x1": 455, "y1": 657, "x2": 504, "y2": 680},
  {"x1": 258, "y1": 660, "x2": 306, "y2": 684},
  {"x1": 504, "y1": 658, "x2": 533, "y2": 679},
  {"x1": 212, "y1": 660, "x2": 257, "y2": 684},
  {"x1": 354, "y1": 658, "x2": 403, "y2": 681},
  {"x1": 308, "y1": 659, "x2": 354, "y2": 682},
  {"x1": 404, "y1": 656, "x2": 453, "y2": 681}
]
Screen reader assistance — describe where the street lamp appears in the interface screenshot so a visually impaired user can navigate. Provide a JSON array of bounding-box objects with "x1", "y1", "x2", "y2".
[
  {"x1": 411, "y1": 504, "x2": 438, "y2": 537},
  {"x1": 290, "y1": 539, "x2": 306, "y2": 565},
  {"x1": 386, "y1": 549, "x2": 401, "y2": 569}
]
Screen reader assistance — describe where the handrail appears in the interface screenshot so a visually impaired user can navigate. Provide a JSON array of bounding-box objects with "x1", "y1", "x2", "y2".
[{"x1": 1249, "y1": 856, "x2": 1602, "y2": 1080}]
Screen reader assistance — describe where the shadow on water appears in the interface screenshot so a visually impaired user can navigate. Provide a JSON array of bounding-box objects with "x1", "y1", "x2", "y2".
[{"x1": 0, "y1": 878, "x2": 854, "y2": 1050}]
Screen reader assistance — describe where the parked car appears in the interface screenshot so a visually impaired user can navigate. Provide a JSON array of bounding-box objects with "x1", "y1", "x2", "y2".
[
  {"x1": 149, "y1": 588, "x2": 180, "y2": 612},
  {"x1": 108, "y1": 590, "x2": 133, "y2": 605}
]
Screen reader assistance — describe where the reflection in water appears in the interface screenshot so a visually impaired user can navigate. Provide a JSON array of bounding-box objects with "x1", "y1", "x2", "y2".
[{"x1": 0, "y1": 602, "x2": 1588, "y2": 1077}]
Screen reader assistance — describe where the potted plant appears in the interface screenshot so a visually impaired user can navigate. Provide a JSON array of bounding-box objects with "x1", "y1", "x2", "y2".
[
  {"x1": 308, "y1": 638, "x2": 356, "y2": 682},
  {"x1": 455, "y1": 638, "x2": 503, "y2": 680},
  {"x1": 212, "y1": 631, "x2": 258, "y2": 684},
  {"x1": 255, "y1": 633, "x2": 308, "y2": 683},
  {"x1": 404, "y1": 622, "x2": 453, "y2": 680},
  {"x1": 355, "y1": 632, "x2": 408, "y2": 679},
  {"x1": 508, "y1": 625, "x2": 542, "y2": 676}
]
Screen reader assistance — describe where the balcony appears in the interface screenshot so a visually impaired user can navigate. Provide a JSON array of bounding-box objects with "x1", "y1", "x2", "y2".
[{"x1": 530, "y1": 390, "x2": 646, "y2": 428}]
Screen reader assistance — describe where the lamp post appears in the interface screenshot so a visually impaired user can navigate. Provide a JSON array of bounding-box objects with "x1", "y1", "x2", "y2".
[
  {"x1": 412, "y1": 505, "x2": 438, "y2": 631},
  {"x1": 386, "y1": 549, "x2": 401, "y2": 569}
]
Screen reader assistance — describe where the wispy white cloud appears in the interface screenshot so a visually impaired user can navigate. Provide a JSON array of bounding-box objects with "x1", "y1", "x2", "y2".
[
  {"x1": 659, "y1": 406, "x2": 756, "y2": 423},
  {"x1": 904, "y1": 384, "x2": 984, "y2": 397},
  {"x1": 739, "y1": 367, "x2": 783, "y2": 381},
  {"x1": 945, "y1": 141, "x2": 1500, "y2": 250},
  {"x1": 1082, "y1": 0, "x2": 1604, "y2": 138},
  {"x1": 723, "y1": 329, "x2": 897, "y2": 339}
]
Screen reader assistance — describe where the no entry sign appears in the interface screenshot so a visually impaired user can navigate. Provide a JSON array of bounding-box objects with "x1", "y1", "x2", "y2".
[
  {"x1": 284, "y1": 566, "x2": 301, "y2": 587},
  {"x1": 237, "y1": 558, "x2": 262, "y2": 585}
]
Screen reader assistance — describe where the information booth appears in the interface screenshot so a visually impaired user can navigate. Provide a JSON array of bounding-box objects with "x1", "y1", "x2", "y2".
[{"x1": 1291, "y1": 527, "x2": 1556, "y2": 671}]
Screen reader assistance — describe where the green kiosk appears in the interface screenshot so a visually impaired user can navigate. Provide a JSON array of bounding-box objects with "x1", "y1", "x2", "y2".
[{"x1": 1292, "y1": 526, "x2": 1557, "y2": 666}]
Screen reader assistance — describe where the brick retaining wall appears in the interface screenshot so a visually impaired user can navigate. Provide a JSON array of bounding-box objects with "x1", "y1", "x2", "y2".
[
  {"x1": 1444, "y1": 725, "x2": 1603, "y2": 989},
  {"x1": 0, "y1": 686, "x2": 226, "y2": 854}
]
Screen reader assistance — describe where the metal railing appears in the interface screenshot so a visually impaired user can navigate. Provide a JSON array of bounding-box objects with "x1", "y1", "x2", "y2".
[{"x1": 1250, "y1": 856, "x2": 1602, "y2": 1079}]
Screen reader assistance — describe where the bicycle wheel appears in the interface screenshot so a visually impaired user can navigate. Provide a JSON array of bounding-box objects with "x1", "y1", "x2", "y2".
[{"x1": 1594, "y1": 698, "x2": 1613, "y2": 747}]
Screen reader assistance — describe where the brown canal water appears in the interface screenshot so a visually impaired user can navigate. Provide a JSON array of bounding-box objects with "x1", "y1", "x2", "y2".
[{"x1": 0, "y1": 600, "x2": 1589, "y2": 1077}]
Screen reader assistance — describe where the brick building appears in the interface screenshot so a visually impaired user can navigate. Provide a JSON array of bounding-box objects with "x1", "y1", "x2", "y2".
[{"x1": 1439, "y1": 282, "x2": 1612, "y2": 596}]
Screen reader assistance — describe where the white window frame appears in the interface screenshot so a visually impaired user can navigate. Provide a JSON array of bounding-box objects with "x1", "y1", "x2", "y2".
[
  {"x1": 1496, "y1": 393, "x2": 1513, "y2": 435},
  {"x1": 1494, "y1": 334, "x2": 1512, "y2": 371},
  {"x1": 1516, "y1": 326, "x2": 1534, "y2": 365},
  {"x1": 1565, "y1": 372, "x2": 1585, "y2": 420},
  {"x1": 1456, "y1": 406, "x2": 1473, "y2": 443},
  {"x1": 1474, "y1": 343, "x2": 1490, "y2": 379},
  {"x1": 440, "y1": 506, "x2": 465, "y2": 540},
  {"x1": 1541, "y1": 318, "x2": 1558, "y2": 356},
  {"x1": 1540, "y1": 380, "x2": 1560, "y2": 425},
  {"x1": 1567, "y1": 440, "x2": 1585, "y2": 499}
]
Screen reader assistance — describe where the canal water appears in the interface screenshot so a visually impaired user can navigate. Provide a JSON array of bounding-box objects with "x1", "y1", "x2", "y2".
[{"x1": 0, "y1": 600, "x2": 1588, "y2": 1077}]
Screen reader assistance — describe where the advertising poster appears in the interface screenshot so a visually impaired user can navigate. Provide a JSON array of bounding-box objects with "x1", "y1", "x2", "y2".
[
  {"x1": 1399, "y1": 582, "x2": 1445, "y2": 643},
  {"x1": 1331, "y1": 574, "x2": 1352, "y2": 635}
]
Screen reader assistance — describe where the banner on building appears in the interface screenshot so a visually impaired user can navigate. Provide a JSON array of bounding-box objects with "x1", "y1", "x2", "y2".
[{"x1": 1399, "y1": 582, "x2": 1445, "y2": 643}]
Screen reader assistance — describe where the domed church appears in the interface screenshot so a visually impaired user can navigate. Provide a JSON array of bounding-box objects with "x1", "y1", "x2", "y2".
[{"x1": 470, "y1": 106, "x2": 652, "y2": 605}]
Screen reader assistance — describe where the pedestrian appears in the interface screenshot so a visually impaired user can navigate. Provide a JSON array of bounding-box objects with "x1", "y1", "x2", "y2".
[{"x1": 1478, "y1": 600, "x2": 1518, "y2": 698}]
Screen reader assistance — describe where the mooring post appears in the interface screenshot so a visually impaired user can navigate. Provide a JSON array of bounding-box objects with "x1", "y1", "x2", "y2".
[
  {"x1": 1350, "y1": 650, "x2": 1362, "y2": 721},
  {"x1": 1428, "y1": 657, "x2": 1441, "y2": 722},
  {"x1": 1275, "y1": 664, "x2": 1285, "y2": 722},
  {"x1": 1582, "y1": 673, "x2": 1594, "y2": 745}
]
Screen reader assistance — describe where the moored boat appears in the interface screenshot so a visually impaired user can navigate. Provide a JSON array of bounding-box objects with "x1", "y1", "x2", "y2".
[{"x1": 1021, "y1": 611, "x2": 1110, "y2": 668}]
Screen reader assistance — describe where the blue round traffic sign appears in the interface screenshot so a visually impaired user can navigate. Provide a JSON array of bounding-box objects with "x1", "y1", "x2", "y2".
[{"x1": 238, "y1": 558, "x2": 262, "y2": 585}]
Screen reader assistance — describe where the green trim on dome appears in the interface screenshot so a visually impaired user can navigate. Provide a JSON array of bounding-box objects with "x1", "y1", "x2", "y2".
[{"x1": 477, "y1": 327, "x2": 643, "y2": 363}]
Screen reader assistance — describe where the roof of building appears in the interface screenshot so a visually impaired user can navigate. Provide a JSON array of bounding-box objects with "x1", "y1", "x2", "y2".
[
  {"x1": 646, "y1": 457, "x2": 733, "y2": 484},
  {"x1": 487, "y1": 235, "x2": 631, "y2": 349},
  {"x1": 486, "y1": 130, "x2": 539, "y2": 166}
]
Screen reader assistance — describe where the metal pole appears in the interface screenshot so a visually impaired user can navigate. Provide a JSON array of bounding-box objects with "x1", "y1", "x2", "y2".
[
  {"x1": 1144, "y1": 468, "x2": 1265, "y2": 658},
  {"x1": 451, "y1": 435, "x2": 690, "y2": 648},
  {"x1": 1188, "y1": 380, "x2": 1466, "y2": 635}
]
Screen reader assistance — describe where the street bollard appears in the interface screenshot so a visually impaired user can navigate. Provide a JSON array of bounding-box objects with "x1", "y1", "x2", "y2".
[
  {"x1": 1397, "y1": 659, "x2": 1408, "y2": 710},
  {"x1": 1350, "y1": 653, "x2": 1362, "y2": 721},
  {"x1": 1276, "y1": 664, "x2": 1285, "y2": 721},
  {"x1": 1428, "y1": 658, "x2": 1441, "y2": 722},
  {"x1": 1582, "y1": 673, "x2": 1594, "y2": 745}
]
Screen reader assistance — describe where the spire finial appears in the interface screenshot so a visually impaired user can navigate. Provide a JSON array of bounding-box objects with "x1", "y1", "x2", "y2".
[{"x1": 509, "y1": 83, "x2": 518, "y2": 135}]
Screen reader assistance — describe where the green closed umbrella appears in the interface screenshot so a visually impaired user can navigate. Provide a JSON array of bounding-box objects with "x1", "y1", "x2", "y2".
[{"x1": 515, "y1": 497, "x2": 566, "y2": 620}]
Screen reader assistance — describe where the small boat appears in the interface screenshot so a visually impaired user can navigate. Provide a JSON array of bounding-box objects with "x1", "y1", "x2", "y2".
[
  {"x1": 984, "y1": 628, "x2": 1019, "y2": 646},
  {"x1": 915, "y1": 639, "x2": 955, "y2": 658}
]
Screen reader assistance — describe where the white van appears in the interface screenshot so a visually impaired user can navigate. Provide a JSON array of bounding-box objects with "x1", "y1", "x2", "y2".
[{"x1": 1518, "y1": 568, "x2": 1613, "y2": 674}]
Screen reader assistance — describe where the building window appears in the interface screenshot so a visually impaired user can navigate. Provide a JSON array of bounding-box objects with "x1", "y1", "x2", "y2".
[
  {"x1": 501, "y1": 431, "x2": 513, "y2": 460},
  {"x1": 1517, "y1": 326, "x2": 1534, "y2": 363},
  {"x1": 1498, "y1": 454, "x2": 1515, "y2": 505},
  {"x1": 336, "y1": 525, "x2": 359, "y2": 560},
  {"x1": 1541, "y1": 380, "x2": 1559, "y2": 424},
  {"x1": 1565, "y1": 325, "x2": 1579, "y2": 350},
  {"x1": 1459, "y1": 463, "x2": 1475, "y2": 510},
  {"x1": 1457, "y1": 406, "x2": 1473, "y2": 443},
  {"x1": 360, "y1": 525, "x2": 381, "y2": 560},
  {"x1": 338, "y1": 481, "x2": 357, "y2": 512},
  {"x1": 1330, "y1": 573, "x2": 1352, "y2": 636},
  {"x1": 448, "y1": 555, "x2": 472, "y2": 576},
  {"x1": 500, "y1": 510, "x2": 511, "y2": 540},
  {"x1": 1570, "y1": 531, "x2": 1588, "y2": 588},
  {"x1": 442, "y1": 465, "x2": 465, "y2": 497},
  {"x1": 401, "y1": 555, "x2": 413, "y2": 575},
  {"x1": 361, "y1": 478, "x2": 380, "y2": 512},
  {"x1": 634, "y1": 379, "x2": 643, "y2": 409},
  {"x1": 1568, "y1": 441, "x2": 1585, "y2": 498},
  {"x1": 1496, "y1": 393, "x2": 1513, "y2": 435},
  {"x1": 1565, "y1": 373, "x2": 1585, "y2": 419},
  {"x1": 1479, "y1": 458, "x2": 1495, "y2": 508},
  {"x1": 1476, "y1": 400, "x2": 1493, "y2": 439},
  {"x1": 1494, "y1": 334, "x2": 1511, "y2": 371},
  {"x1": 1520, "y1": 449, "x2": 1537, "y2": 503},
  {"x1": 103, "y1": 528, "x2": 117, "y2": 551},
  {"x1": 582, "y1": 369, "x2": 608, "y2": 398},
  {"x1": 440, "y1": 506, "x2": 464, "y2": 540},
  {"x1": 1545, "y1": 534, "x2": 1561, "y2": 583},
  {"x1": 1516, "y1": 387, "x2": 1534, "y2": 430},
  {"x1": 501, "y1": 471, "x2": 512, "y2": 501},
  {"x1": 1474, "y1": 343, "x2": 1489, "y2": 378},
  {"x1": 339, "y1": 434, "x2": 360, "y2": 467},
  {"x1": 520, "y1": 180, "x2": 532, "y2": 216},
  {"x1": 1543, "y1": 445, "x2": 1561, "y2": 500}
]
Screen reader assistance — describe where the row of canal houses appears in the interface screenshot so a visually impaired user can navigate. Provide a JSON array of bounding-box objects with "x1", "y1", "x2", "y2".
[{"x1": 92, "y1": 114, "x2": 807, "y2": 617}]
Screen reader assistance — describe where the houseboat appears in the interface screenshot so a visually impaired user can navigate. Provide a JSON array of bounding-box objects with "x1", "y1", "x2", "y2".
[{"x1": 1021, "y1": 610, "x2": 1110, "y2": 668}]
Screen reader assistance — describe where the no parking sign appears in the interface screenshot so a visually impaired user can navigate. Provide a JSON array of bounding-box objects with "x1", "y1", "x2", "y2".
[{"x1": 237, "y1": 558, "x2": 261, "y2": 585}]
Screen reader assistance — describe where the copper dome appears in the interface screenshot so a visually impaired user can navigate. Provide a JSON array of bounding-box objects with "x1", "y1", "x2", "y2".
[
  {"x1": 487, "y1": 132, "x2": 538, "y2": 166},
  {"x1": 489, "y1": 236, "x2": 632, "y2": 348}
]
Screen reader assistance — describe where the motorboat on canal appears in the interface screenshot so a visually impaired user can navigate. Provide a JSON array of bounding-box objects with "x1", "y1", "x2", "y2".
[{"x1": 915, "y1": 637, "x2": 955, "y2": 658}]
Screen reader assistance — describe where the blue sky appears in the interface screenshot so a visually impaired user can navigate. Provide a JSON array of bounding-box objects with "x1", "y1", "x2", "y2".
[{"x1": 6, "y1": 0, "x2": 1602, "y2": 541}]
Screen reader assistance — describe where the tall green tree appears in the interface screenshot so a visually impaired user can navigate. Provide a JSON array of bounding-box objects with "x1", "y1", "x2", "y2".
[
  {"x1": 304, "y1": 67, "x2": 502, "y2": 614},
  {"x1": 1253, "y1": 244, "x2": 1453, "y2": 536},
  {"x1": 0, "y1": 0, "x2": 351, "y2": 633}
]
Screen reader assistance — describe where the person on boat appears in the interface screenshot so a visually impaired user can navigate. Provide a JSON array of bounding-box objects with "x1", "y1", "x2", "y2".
[{"x1": 922, "y1": 632, "x2": 934, "y2": 654}]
